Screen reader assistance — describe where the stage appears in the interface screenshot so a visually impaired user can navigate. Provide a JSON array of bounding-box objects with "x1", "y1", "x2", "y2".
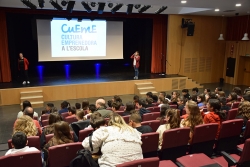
[{"x1": 0, "y1": 72, "x2": 203, "y2": 106}]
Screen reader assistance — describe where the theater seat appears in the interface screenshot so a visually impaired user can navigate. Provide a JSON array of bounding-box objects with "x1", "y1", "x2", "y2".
[
  {"x1": 78, "y1": 128, "x2": 94, "y2": 142},
  {"x1": 231, "y1": 102, "x2": 240, "y2": 109},
  {"x1": 122, "y1": 115, "x2": 130, "y2": 124},
  {"x1": 159, "y1": 160, "x2": 177, "y2": 167},
  {"x1": 65, "y1": 116, "x2": 78, "y2": 124},
  {"x1": 8, "y1": 136, "x2": 40, "y2": 150},
  {"x1": 227, "y1": 108, "x2": 238, "y2": 120},
  {"x1": 115, "y1": 110, "x2": 124, "y2": 116},
  {"x1": 71, "y1": 120, "x2": 90, "y2": 137},
  {"x1": 61, "y1": 112, "x2": 69, "y2": 120},
  {"x1": 141, "y1": 120, "x2": 160, "y2": 132},
  {"x1": 141, "y1": 132, "x2": 159, "y2": 158},
  {"x1": 143, "y1": 112, "x2": 160, "y2": 122},
  {"x1": 242, "y1": 120, "x2": 250, "y2": 141},
  {"x1": 45, "y1": 134, "x2": 54, "y2": 143},
  {"x1": 0, "y1": 151, "x2": 42, "y2": 167},
  {"x1": 170, "y1": 104, "x2": 177, "y2": 109},
  {"x1": 41, "y1": 114, "x2": 49, "y2": 122},
  {"x1": 116, "y1": 157, "x2": 159, "y2": 167},
  {"x1": 48, "y1": 142, "x2": 83, "y2": 167},
  {"x1": 146, "y1": 107, "x2": 154, "y2": 112},
  {"x1": 42, "y1": 119, "x2": 49, "y2": 127},
  {"x1": 153, "y1": 107, "x2": 160, "y2": 112}
]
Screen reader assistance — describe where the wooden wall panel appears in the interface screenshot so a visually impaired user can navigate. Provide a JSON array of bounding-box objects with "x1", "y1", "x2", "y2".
[{"x1": 167, "y1": 15, "x2": 226, "y2": 84}]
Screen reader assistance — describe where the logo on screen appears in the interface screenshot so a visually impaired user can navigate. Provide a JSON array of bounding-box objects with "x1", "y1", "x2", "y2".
[{"x1": 61, "y1": 24, "x2": 97, "y2": 33}]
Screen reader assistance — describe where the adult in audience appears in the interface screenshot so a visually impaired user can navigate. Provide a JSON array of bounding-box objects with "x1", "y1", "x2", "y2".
[
  {"x1": 236, "y1": 101, "x2": 250, "y2": 129},
  {"x1": 156, "y1": 109, "x2": 180, "y2": 149},
  {"x1": 192, "y1": 87, "x2": 199, "y2": 95},
  {"x1": 22, "y1": 107, "x2": 42, "y2": 135},
  {"x1": 58, "y1": 101, "x2": 70, "y2": 115},
  {"x1": 75, "y1": 103, "x2": 82, "y2": 113},
  {"x1": 17, "y1": 100, "x2": 38, "y2": 119},
  {"x1": 146, "y1": 92, "x2": 153, "y2": 99},
  {"x1": 66, "y1": 106, "x2": 76, "y2": 119},
  {"x1": 233, "y1": 87, "x2": 242, "y2": 98},
  {"x1": 156, "y1": 104, "x2": 170, "y2": 125},
  {"x1": 96, "y1": 99, "x2": 112, "y2": 118},
  {"x1": 182, "y1": 89, "x2": 191, "y2": 100},
  {"x1": 43, "y1": 121, "x2": 74, "y2": 161},
  {"x1": 145, "y1": 97, "x2": 154, "y2": 108},
  {"x1": 136, "y1": 99, "x2": 150, "y2": 118},
  {"x1": 129, "y1": 113, "x2": 152, "y2": 134},
  {"x1": 180, "y1": 100, "x2": 203, "y2": 143},
  {"x1": 13, "y1": 115, "x2": 38, "y2": 137},
  {"x1": 219, "y1": 97, "x2": 231, "y2": 114},
  {"x1": 82, "y1": 99, "x2": 89, "y2": 110},
  {"x1": 227, "y1": 92, "x2": 238, "y2": 105},
  {"x1": 197, "y1": 94, "x2": 206, "y2": 108},
  {"x1": 84, "y1": 104, "x2": 96, "y2": 120},
  {"x1": 111, "y1": 102, "x2": 121, "y2": 112},
  {"x1": 18, "y1": 53, "x2": 30, "y2": 85},
  {"x1": 242, "y1": 94, "x2": 250, "y2": 102},
  {"x1": 171, "y1": 91, "x2": 180, "y2": 105},
  {"x1": 123, "y1": 102, "x2": 135, "y2": 116},
  {"x1": 204, "y1": 99, "x2": 226, "y2": 139},
  {"x1": 82, "y1": 112, "x2": 143, "y2": 167}
]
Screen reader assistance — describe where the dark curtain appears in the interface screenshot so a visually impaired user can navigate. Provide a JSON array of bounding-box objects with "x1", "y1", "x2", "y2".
[
  {"x1": 151, "y1": 15, "x2": 168, "y2": 73},
  {"x1": 0, "y1": 11, "x2": 11, "y2": 82}
]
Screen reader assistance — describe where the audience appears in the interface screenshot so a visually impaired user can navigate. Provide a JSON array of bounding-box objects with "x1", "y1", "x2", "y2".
[
  {"x1": 152, "y1": 95, "x2": 158, "y2": 103},
  {"x1": 192, "y1": 87, "x2": 199, "y2": 95},
  {"x1": 191, "y1": 94, "x2": 197, "y2": 103},
  {"x1": 180, "y1": 100, "x2": 203, "y2": 143},
  {"x1": 76, "y1": 110, "x2": 85, "y2": 121},
  {"x1": 219, "y1": 97, "x2": 231, "y2": 114},
  {"x1": 136, "y1": 99, "x2": 150, "y2": 118},
  {"x1": 58, "y1": 101, "x2": 70, "y2": 115},
  {"x1": 86, "y1": 112, "x2": 102, "y2": 129},
  {"x1": 145, "y1": 97, "x2": 154, "y2": 108},
  {"x1": 236, "y1": 101, "x2": 250, "y2": 129},
  {"x1": 13, "y1": 115, "x2": 38, "y2": 137},
  {"x1": 204, "y1": 99, "x2": 226, "y2": 139},
  {"x1": 215, "y1": 87, "x2": 222, "y2": 94},
  {"x1": 146, "y1": 92, "x2": 153, "y2": 99},
  {"x1": 217, "y1": 91, "x2": 226, "y2": 98},
  {"x1": 82, "y1": 99, "x2": 89, "y2": 110},
  {"x1": 242, "y1": 94, "x2": 250, "y2": 102},
  {"x1": 113, "y1": 95, "x2": 124, "y2": 106},
  {"x1": 129, "y1": 113, "x2": 152, "y2": 134},
  {"x1": 96, "y1": 99, "x2": 112, "y2": 118},
  {"x1": 197, "y1": 93, "x2": 206, "y2": 108},
  {"x1": 133, "y1": 95, "x2": 140, "y2": 104},
  {"x1": 182, "y1": 89, "x2": 191, "y2": 100},
  {"x1": 227, "y1": 92, "x2": 238, "y2": 105},
  {"x1": 82, "y1": 113, "x2": 143, "y2": 167},
  {"x1": 123, "y1": 102, "x2": 135, "y2": 116},
  {"x1": 156, "y1": 104, "x2": 170, "y2": 125},
  {"x1": 22, "y1": 107, "x2": 42, "y2": 135},
  {"x1": 75, "y1": 102, "x2": 82, "y2": 113},
  {"x1": 45, "y1": 103, "x2": 54, "y2": 113},
  {"x1": 111, "y1": 102, "x2": 121, "y2": 112},
  {"x1": 156, "y1": 109, "x2": 180, "y2": 149},
  {"x1": 177, "y1": 96, "x2": 186, "y2": 116},
  {"x1": 206, "y1": 92, "x2": 217, "y2": 102},
  {"x1": 171, "y1": 91, "x2": 180, "y2": 105},
  {"x1": 158, "y1": 96, "x2": 167, "y2": 107},
  {"x1": 233, "y1": 87, "x2": 242, "y2": 97},
  {"x1": 17, "y1": 100, "x2": 38, "y2": 119},
  {"x1": 204, "y1": 88, "x2": 211, "y2": 95},
  {"x1": 84, "y1": 104, "x2": 96, "y2": 120}
]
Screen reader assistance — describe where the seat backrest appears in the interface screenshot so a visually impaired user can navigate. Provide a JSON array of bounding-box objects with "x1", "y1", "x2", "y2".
[
  {"x1": 48, "y1": 142, "x2": 83, "y2": 167},
  {"x1": 119, "y1": 106, "x2": 125, "y2": 111},
  {"x1": 65, "y1": 116, "x2": 78, "y2": 124},
  {"x1": 238, "y1": 138, "x2": 250, "y2": 164},
  {"x1": 45, "y1": 134, "x2": 54, "y2": 143},
  {"x1": 146, "y1": 107, "x2": 154, "y2": 112},
  {"x1": 143, "y1": 112, "x2": 160, "y2": 122},
  {"x1": 232, "y1": 102, "x2": 240, "y2": 109},
  {"x1": 141, "y1": 132, "x2": 159, "y2": 156},
  {"x1": 170, "y1": 105, "x2": 177, "y2": 109},
  {"x1": 115, "y1": 110, "x2": 124, "y2": 116},
  {"x1": 61, "y1": 112, "x2": 69, "y2": 120},
  {"x1": 78, "y1": 128, "x2": 94, "y2": 142},
  {"x1": 8, "y1": 136, "x2": 40, "y2": 150},
  {"x1": 0, "y1": 151, "x2": 42, "y2": 167},
  {"x1": 227, "y1": 108, "x2": 238, "y2": 120},
  {"x1": 122, "y1": 115, "x2": 130, "y2": 124},
  {"x1": 41, "y1": 114, "x2": 49, "y2": 121},
  {"x1": 153, "y1": 107, "x2": 160, "y2": 112},
  {"x1": 116, "y1": 157, "x2": 159, "y2": 167},
  {"x1": 141, "y1": 120, "x2": 160, "y2": 132},
  {"x1": 243, "y1": 120, "x2": 250, "y2": 140},
  {"x1": 71, "y1": 120, "x2": 90, "y2": 137},
  {"x1": 42, "y1": 119, "x2": 49, "y2": 127}
]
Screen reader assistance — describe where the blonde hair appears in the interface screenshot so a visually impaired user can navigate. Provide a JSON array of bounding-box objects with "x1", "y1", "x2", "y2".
[
  {"x1": 13, "y1": 115, "x2": 37, "y2": 137},
  {"x1": 108, "y1": 112, "x2": 134, "y2": 132}
]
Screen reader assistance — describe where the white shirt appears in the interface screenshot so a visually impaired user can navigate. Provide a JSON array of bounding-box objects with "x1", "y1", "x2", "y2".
[
  {"x1": 133, "y1": 57, "x2": 136, "y2": 66},
  {"x1": 82, "y1": 126, "x2": 143, "y2": 167},
  {"x1": 156, "y1": 124, "x2": 170, "y2": 149},
  {"x1": 5, "y1": 146, "x2": 39, "y2": 155}
]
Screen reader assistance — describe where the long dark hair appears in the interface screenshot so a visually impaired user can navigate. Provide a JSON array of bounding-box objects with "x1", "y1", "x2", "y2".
[
  {"x1": 22, "y1": 100, "x2": 32, "y2": 112},
  {"x1": 208, "y1": 99, "x2": 226, "y2": 120}
]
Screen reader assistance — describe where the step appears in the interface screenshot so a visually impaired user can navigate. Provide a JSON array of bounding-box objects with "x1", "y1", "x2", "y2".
[
  {"x1": 20, "y1": 96, "x2": 43, "y2": 100},
  {"x1": 135, "y1": 83, "x2": 153, "y2": 88},
  {"x1": 138, "y1": 87, "x2": 156, "y2": 90},
  {"x1": 140, "y1": 91, "x2": 158, "y2": 95},
  {"x1": 20, "y1": 90, "x2": 43, "y2": 94}
]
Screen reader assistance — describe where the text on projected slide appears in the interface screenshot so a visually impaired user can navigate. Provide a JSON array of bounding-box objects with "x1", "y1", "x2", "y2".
[{"x1": 51, "y1": 19, "x2": 107, "y2": 57}]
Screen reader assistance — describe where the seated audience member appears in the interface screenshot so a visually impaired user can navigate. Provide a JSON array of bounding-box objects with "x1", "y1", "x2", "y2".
[
  {"x1": 217, "y1": 91, "x2": 226, "y2": 98},
  {"x1": 242, "y1": 94, "x2": 250, "y2": 102},
  {"x1": 123, "y1": 102, "x2": 135, "y2": 116},
  {"x1": 14, "y1": 115, "x2": 38, "y2": 137},
  {"x1": 182, "y1": 89, "x2": 191, "y2": 100},
  {"x1": 145, "y1": 97, "x2": 154, "y2": 108},
  {"x1": 197, "y1": 94, "x2": 206, "y2": 108},
  {"x1": 58, "y1": 101, "x2": 70, "y2": 115},
  {"x1": 171, "y1": 91, "x2": 180, "y2": 105},
  {"x1": 6, "y1": 132, "x2": 40, "y2": 156},
  {"x1": 40, "y1": 113, "x2": 63, "y2": 147},
  {"x1": 146, "y1": 92, "x2": 153, "y2": 99},
  {"x1": 215, "y1": 87, "x2": 222, "y2": 94},
  {"x1": 86, "y1": 112, "x2": 102, "y2": 129},
  {"x1": 23, "y1": 107, "x2": 42, "y2": 135},
  {"x1": 204, "y1": 99, "x2": 226, "y2": 139},
  {"x1": 107, "y1": 100, "x2": 112, "y2": 108},
  {"x1": 82, "y1": 99, "x2": 89, "y2": 110},
  {"x1": 219, "y1": 97, "x2": 231, "y2": 114},
  {"x1": 111, "y1": 102, "x2": 121, "y2": 112},
  {"x1": 156, "y1": 104, "x2": 170, "y2": 125},
  {"x1": 82, "y1": 113, "x2": 143, "y2": 167},
  {"x1": 204, "y1": 88, "x2": 211, "y2": 95},
  {"x1": 152, "y1": 95, "x2": 158, "y2": 103},
  {"x1": 177, "y1": 96, "x2": 186, "y2": 116},
  {"x1": 66, "y1": 106, "x2": 76, "y2": 119},
  {"x1": 192, "y1": 87, "x2": 199, "y2": 95},
  {"x1": 180, "y1": 100, "x2": 203, "y2": 143},
  {"x1": 206, "y1": 92, "x2": 218, "y2": 102},
  {"x1": 227, "y1": 92, "x2": 238, "y2": 105},
  {"x1": 133, "y1": 95, "x2": 140, "y2": 105},
  {"x1": 158, "y1": 96, "x2": 167, "y2": 107},
  {"x1": 159, "y1": 92, "x2": 166, "y2": 99},
  {"x1": 17, "y1": 100, "x2": 38, "y2": 119},
  {"x1": 75, "y1": 103, "x2": 82, "y2": 113},
  {"x1": 113, "y1": 95, "x2": 124, "y2": 106},
  {"x1": 136, "y1": 99, "x2": 150, "y2": 118},
  {"x1": 191, "y1": 94, "x2": 198, "y2": 103},
  {"x1": 84, "y1": 104, "x2": 96, "y2": 120},
  {"x1": 165, "y1": 94, "x2": 171, "y2": 103},
  {"x1": 233, "y1": 87, "x2": 242, "y2": 98},
  {"x1": 157, "y1": 109, "x2": 180, "y2": 149},
  {"x1": 96, "y1": 99, "x2": 112, "y2": 118},
  {"x1": 45, "y1": 103, "x2": 54, "y2": 113},
  {"x1": 129, "y1": 113, "x2": 153, "y2": 134},
  {"x1": 236, "y1": 101, "x2": 250, "y2": 129},
  {"x1": 43, "y1": 121, "x2": 74, "y2": 161},
  {"x1": 76, "y1": 110, "x2": 85, "y2": 121},
  {"x1": 244, "y1": 88, "x2": 250, "y2": 95}
]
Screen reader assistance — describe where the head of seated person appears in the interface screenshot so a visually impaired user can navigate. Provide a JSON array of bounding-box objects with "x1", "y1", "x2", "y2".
[
  {"x1": 75, "y1": 102, "x2": 81, "y2": 110},
  {"x1": 76, "y1": 111, "x2": 85, "y2": 121},
  {"x1": 129, "y1": 113, "x2": 142, "y2": 128},
  {"x1": 108, "y1": 112, "x2": 133, "y2": 131},
  {"x1": 136, "y1": 99, "x2": 147, "y2": 109},
  {"x1": 61, "y1": 101, "x2": 70, "y2": 109},
  {"x1": 46, "y1": 103, "x2": 54, "y2": 113},
  {"x1": 95, "y1": 99, "x2": 106, "y2": 110},
  {"x1": 89, "y1": 112, "x2": 102, "y2": 127},
  {"x1": 22, "y1": 100, "x2": 32, "y2": 112},
  {"x1": 23, "y1": 107, "x2": 35, "y2": 118},
  {"x1": 67, "y1": 106, "x2": 76, "y2": 116},
  {"x1": 159, "y1": 104, "x2": 170, "y2": 119},
  {"x1": 11, "y1": 132, "x2": 28, "y2": 149},
  {"x1": 111, "y1": 102, "x2": 121, "y2": 112},
  {"x1": 90, "y1": 117, "x2": 106, "y2": 130},
  {"x1": 133, "y1": 95, "x2": 140, "y2": 104},
  {"x1": 82, "y1": 99, "x2": 89, "y2": 110},
  {"x1": 113, "y1": 95, "x2": 123, "y2": 104},
  {"x1": 49, "y1": 113, "x2": 63, "y2": 125},
  {"x1": 227, "y1": 92, "x2": 237, "y2": 103},
  {"x1": 14, "y1": 115, "x2": 37, "y2": 137},
  {"x1": 52, "y1": 121, "x2": 73, "y2": 144},
  {"x1": 124, "y1": 102, "x2": 135, "y2": 113},
  {"x1": 165, "y1": 109, "x2": 181, "y2": 128},
  {"x1": 242, "y1": 94, "x2": 250, "y2": 102}
]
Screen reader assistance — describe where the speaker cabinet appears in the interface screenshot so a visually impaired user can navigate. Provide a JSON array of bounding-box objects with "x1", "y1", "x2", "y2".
[{"x1": 187, "y1": 23, "x2": 195, "y2": 36}]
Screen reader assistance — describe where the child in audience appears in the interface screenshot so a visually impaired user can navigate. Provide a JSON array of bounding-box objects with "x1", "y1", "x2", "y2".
[
  {"x1": 76, "y1": 110, "x2": 85, "y2": 121},
  {"x1": 113, "y1": 95, "x2": 124, "y2": 106},
  {"x1": 204, "y1": 88, "x2": 211, "y2": 95},
  {"x1": 152, "y1": 95, "x2": 158, "y2": 103},
  {"x1": 129, "y1": 113, "x2": 152, "y2": 134},
  {"x1": 158, "y1": 96, "x2": 167, "y2": 107},
  {"x1": 232, "y1": 87, "x2": 242, "y2": 98},
  {"x1": 123, "y1": 102, "x2": 135, "y2": 116},
  {"x1": 204, "y1": 99, "x2": 226, "y2": 139},
  {"x1": 145, "y1": 97, "x2": 154, "y2": 108},
  {"x1": 157, "y1": 109, "x2": 180, "y2": 149},
  {"x1": 180, "y1": 100, "x2": 203, "y2": 143},
  {"x1": 219, "y1": 97, "x2": 231, "y2": 114},
  {"x1": 82, "y1": 99, "x2": 89, "y2": 110},
  {"x1": 111, "y1": 102, "x2": 121, "y2": 112},
  {"x1": 182, "y1": 89, "x2": 191, "y2": 100},
  {"x1": 133, "y1": 95, "x2": 140, "y2": 105},
  {"x1": 75, "y1": 102, "x2": 82, "y2": 113},
  {"x1": 206, "y1": 92, "x2": 217, "y2": 102},
  {"x1": 197, "y1": 94, "x2": 206, "y2": 108},
  {"x1": 66, "y1": 106, "x2": 76, "y2": 119},
  {"x1": 84, "y1": 104, "x2": 96, "y2": 120},
  {"x1": 191, "y1": 94, "x2": 197, "y2": 103},
  {"x1": 156, "y1": 104, "x2": 170, "y2": 125},
  {"x1": 58, "y1": 101, "x2": 70, "y2": 115},
  {"x1": 177, "y1": 96, "x2": 186, "y2": 116},
  {"x1": 171, "y1": 91, "x2": 180, "y2": 105},
  {"x1": 17, "y1": 100, "x2": 38, "y2": 119},
  {"x1": 136, "y1": 99, "x2": 150, "y2": 118},
  {"x1": 217, "y1": 91, "x2": 226, "y2": 98},
  {"x1": 215, "y1": 87, "x2": 222, "y2": 94},
  {"x1": 192, "y1": 87, "x2": 199, "y2": 95},
  {"x1": 227, "y1": 92, "x2": 238, "y2": 105}
]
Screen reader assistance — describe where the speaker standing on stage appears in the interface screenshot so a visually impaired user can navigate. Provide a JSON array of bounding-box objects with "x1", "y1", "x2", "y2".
[
  {"x1": 18, "y1": 53, "x2": 30, "y2": 85},
  {"x1": 131, "y1": 51, "x2": 140, "y2": 80}
]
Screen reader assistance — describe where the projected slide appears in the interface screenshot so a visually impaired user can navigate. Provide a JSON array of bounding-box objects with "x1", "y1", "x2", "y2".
[{"x1": 51, "y1": 19, "x2": 106, "y2": 57}]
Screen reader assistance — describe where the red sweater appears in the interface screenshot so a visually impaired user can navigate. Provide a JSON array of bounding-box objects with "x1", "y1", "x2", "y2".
[
  {"x1": 204, "y1": 111, "x2": 221, "y2": 139},
  {"x1": 130, "y1": 54, "x2": 140, "y2": 68},
  {"x1": 18, "y1": 57, "x2": 29, "y2": 70}
]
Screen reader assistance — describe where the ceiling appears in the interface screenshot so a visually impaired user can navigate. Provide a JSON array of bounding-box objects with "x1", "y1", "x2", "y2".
[{"x1": 0, "y1": 0, "x2": 250, "y2": 16}]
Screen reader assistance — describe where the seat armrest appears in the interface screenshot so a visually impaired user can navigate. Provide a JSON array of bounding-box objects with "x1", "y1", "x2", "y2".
[
  {"x1": 237, "y1": 147, "x2": 243, "y2": 152},
  {"x1": 175, "y1": 161, "x2": 184, "y2": 167},
  {"x1": 221, "y1": 151, "x2": 238, "y2": 166}
]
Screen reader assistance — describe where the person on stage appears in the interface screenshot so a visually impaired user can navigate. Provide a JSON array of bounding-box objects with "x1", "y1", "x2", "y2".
[
  {"x1": 18, "y1": 53, "x2": 30, "y2": 84},
  {"x1": 130, "y1": 51, "x2": 140, "y2": 80}
]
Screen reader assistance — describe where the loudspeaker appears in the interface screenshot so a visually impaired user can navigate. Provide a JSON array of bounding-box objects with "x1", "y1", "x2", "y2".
[{"x1": 187, "y1": 23, "x2": 195, "y2": 36}]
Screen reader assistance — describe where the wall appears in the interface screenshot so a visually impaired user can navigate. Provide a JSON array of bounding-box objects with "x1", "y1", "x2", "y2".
[{"x1": 167, "y1": 15, "x2": 227, "y2": 84}]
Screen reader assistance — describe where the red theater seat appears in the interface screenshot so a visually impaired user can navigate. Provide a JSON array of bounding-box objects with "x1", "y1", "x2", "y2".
[
  {"x1": 141, "y1": 132, "x2": 159, "y2": 158},
  {"x1": 146, "y1": 107, "x2": 154, "y2": 112},
  {"x1": 153, "y1": 107, "x2": 160, "y2": 112},
  {"x1": 78, "y1": 128, "x2": 94, "y2": 142},
  {"x1": 116, "y1": 157, "x2": 159, "y2": 167},
  {"x1": 141, "y1": 120, "x2": 160, "y2": 132},
  {"x1": 122, "y1": 115, "x2": 130, "y2": 124},
  {"x1": 8, "y1": 136, "x2": 40, "y2": 150},
  {"x1": 61, "y1": 112, "x2": 69, "y2": 120},
  {"x1": 231, "y1": 102, "x2": 240, "y2": 109},
  {"x1": 227, "y1": 108, "x2": 238, "y2": 120},
  {"x1": 65, "y1": 116, "x2": 78, "y2": 124},
  {"x1": 143, "y1": 112, "x2": 160, "y2": 122},
  {"x1": 42, "y1": 119, "x2": 49, "y2": 127}
]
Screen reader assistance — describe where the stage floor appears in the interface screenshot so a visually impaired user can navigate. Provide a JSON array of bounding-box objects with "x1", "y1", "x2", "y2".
[{"x1": 0, "y1": 72, "x2": 182, "y2": 89}]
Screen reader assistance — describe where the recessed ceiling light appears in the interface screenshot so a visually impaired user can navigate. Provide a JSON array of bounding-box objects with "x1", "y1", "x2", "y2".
[
  {"x1": 236, "y1": 4, "x2": 241, "y2": 7},
  {"x1": 215, "y1": 9, "x2": 220, "y2": 12},
  {"x1": 181, "y1": 1, "x2": 187, "y2": 3}
]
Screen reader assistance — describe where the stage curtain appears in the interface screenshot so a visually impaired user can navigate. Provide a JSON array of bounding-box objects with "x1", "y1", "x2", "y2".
[
  {"x1": 151, "y1": 16, "x2": 168, "y2": 73},
  {"x1": 0, "y1": 11, "x2": 11, "y2": 82}
]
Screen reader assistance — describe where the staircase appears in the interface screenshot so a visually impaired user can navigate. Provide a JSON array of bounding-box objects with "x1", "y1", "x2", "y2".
[
  {"x1": 135, "y1": 82, "x2": 158, "y2": 97},
  {"x1": 20, "y1": 90, "x2": 44, "y2": 109}
]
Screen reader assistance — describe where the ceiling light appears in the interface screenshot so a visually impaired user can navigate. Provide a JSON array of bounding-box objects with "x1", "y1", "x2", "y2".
[
  {"x1": 81, "y1": 1, "x2": 92, "y2": 13},
  {"x1": 127, "y1": 4, "x2": 133, "y2": 15},
  {"x1": 90, "y1": 2, "x2": 96, "y2": 7},
  {"x1": 215, "y1": 9, "x2": 220, "y2": 12},
  {"x1": 98, "y1": 3, "x2": 105, "y2": 14},
  {"x1": 218, "y1": 15, "x2": 224, "y2": 40},
  {"x1": 61, "y1": 0, "x2": 67, "y2": 6},
  {"x1": 138, "y1": 5, "x2": 151, "y2": 13},
  {"x1": 242, "y1": 12, "x2": 249, "y2": 40},
  {"x1": 155, "y1": 6, "x2": 168, "y2": 14},
  {"x1": 66, "y1": 1, "x2": 75, "y2": 13},
  {"x1": 134, "y1": 4, "x2": 141, "y2": 9},
  {"x1": 108, "y1": 3, "x2": 113, "y2": 8},
  {"x1": 50, "y1": 0, "x2": 63, "y2": 10},
  {"x1": 111, "y1": 4, "x2": 123, "y2": 14},
  {"x1": 236, "y1": 4, "x2": 241, "y2": 7},
  {"x1": 181, "y1": 1, "x2": 187, "y2": 3},
  {"x1": 21, "y1": 0, "x2": 37, "y2": 9}
]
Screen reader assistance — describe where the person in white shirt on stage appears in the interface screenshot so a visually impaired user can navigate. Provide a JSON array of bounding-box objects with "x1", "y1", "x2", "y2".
[{"x1": 130, "y1": 51, "x2": 140, "y2": 80}]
